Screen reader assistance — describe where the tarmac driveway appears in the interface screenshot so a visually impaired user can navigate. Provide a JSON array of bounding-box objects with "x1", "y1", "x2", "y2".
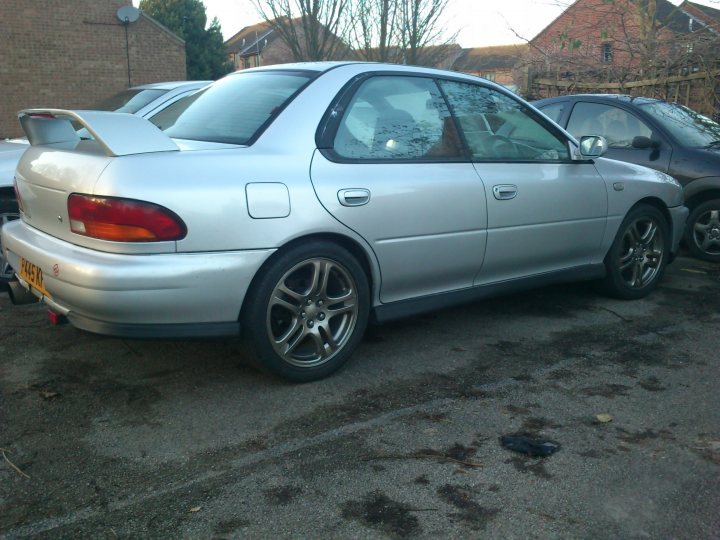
[{"x1": 1, "y1": 256, "x2": 719, "y2": 538}]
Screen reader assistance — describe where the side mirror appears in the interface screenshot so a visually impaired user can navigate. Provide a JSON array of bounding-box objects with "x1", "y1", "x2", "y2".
[
  {"x1": 579, "y1": 135, "x2": 608, "y2": 158},
  {"x1": 632, "y1": 135, "x2": 661, "y2": 149}
]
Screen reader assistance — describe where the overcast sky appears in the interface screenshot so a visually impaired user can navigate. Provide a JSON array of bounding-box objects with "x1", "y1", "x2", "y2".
[{"x1": 135, "y1": 0, "x2": 720, "y2": 47}]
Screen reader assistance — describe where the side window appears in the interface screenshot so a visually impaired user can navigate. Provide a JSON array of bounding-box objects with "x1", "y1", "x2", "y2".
[
  {"x1": 566, "y1": 102, "x2": 653, "y2": 148},
  {"x1": 538, "y1": 102, "x2": 566, "y2": 124},
  {"x1": 438, "y1": 80, "x2": 570, "y2": 161},
  {"x1": 333, "y1": 76, "x2": 463, "y2": 160}
]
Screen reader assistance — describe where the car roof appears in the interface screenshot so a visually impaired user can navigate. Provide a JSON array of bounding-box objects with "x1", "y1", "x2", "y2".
[
  {"x1": 130, "y1": 81, "x2": 212, "y2": 91},
  {"x1": 534, "y1": 94, "x2": 665, "y2": 107},
  {"x1": 231, "y1": 61, "x2": 509, "y2": 92}
]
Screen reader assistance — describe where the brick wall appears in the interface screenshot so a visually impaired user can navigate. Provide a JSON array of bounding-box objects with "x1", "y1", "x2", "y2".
[{"x1": 0, "y1": 0, "x2": 186, "y2": 138}]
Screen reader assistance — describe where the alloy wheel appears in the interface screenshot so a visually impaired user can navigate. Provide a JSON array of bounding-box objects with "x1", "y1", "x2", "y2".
[
  {"x1": 618, "y1": 216, "x2": 665, "y2": 289},
  {"x1": 691, "y1": 208, "x2": 720, "y2": 258},
  {"x1": 266, "y1": 257, "x2": 359, "y2": 368}
]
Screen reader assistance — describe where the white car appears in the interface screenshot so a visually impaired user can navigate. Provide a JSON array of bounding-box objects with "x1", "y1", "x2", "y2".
[
  {"x1": 2, "y1": 63, "x2": 687, "y2": 381},
  {"x1": 0, "y1": 80, "x2": 210, "y2": 283}
]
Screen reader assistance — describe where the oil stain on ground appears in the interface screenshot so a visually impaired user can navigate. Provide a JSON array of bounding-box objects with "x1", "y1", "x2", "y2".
[
  {"x1": 341, "y1": 491, "x2": 421, "y2": 538},
  {"x1": 437, "y1": 484, "x2": 499, "y2": 530}
]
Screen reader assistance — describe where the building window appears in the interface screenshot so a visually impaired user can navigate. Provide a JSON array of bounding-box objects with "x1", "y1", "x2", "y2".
[
  {"x1": 602, "y1": 43, "x2": 613, "y2": 63},
  {"x1": 480, "y1": 71, "x2": 496, "y2": 82}
]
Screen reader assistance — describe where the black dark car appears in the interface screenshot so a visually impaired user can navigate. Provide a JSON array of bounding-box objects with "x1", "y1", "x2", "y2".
[{"x1": 533, "y1": 94, "x2": 720, "y2": 261}]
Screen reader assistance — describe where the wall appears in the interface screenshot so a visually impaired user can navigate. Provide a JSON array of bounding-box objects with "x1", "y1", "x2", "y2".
[{"x1": 0, "y1": 0, "x2": 186, "y2": 138}]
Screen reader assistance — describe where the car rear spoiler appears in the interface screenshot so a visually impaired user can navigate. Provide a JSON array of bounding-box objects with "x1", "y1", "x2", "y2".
[{"x1": 18, "y1": 109, "x2": 179, "y2": 157}]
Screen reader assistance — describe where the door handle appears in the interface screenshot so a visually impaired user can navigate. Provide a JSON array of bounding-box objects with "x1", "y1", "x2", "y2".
[
  {"x1": 492, "y1": 184, "x2": 517, "y2": 200},
  {"x1": 338, "y1": 189, "x2": 371, "y2": 207}
]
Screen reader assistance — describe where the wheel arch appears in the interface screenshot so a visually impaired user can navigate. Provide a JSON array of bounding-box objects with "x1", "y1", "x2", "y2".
[
  {"x1": 238, "y1": 232, "x2": 378, "y2": 320},
  {"x1": 630, "y1": 197, "x2": 672, "y2": 229},
  {"x1": 684, "y1": 188, "x2": 720, "y2": 212}
]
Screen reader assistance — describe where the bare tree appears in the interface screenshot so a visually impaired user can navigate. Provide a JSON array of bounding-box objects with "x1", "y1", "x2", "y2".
[
  {"x1": 252, "y1": 0, "x2": 352, "y2": 61},
  {"x1": 349, "y1": 0, "x2": 401, "y2": 62},
  {"x1": 348, "y1": 0, "x2": 458, "y2": 67},
  {"x1": 397, "y1": 0, "x2": 459, "y2": 67}
]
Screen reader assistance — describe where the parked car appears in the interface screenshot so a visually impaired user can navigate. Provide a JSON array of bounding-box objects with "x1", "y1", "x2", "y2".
[
  {"x1": 533, "y1": 94, "x2": 720, "y2": 261},
  {"x1": 0, "y1": 80, "x2": 211, "y2": 284},
  {"x1": 2, "y1": 63, "x2": 687, "y2": 381}
]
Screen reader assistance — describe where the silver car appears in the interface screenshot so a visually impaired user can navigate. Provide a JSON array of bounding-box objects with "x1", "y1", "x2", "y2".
[
  {"x1": 2, "y1": 62, "x2": 687, "y2": 381},
  {"x1": 0, "y1": 80, "x2": 211, "y2": 283}
]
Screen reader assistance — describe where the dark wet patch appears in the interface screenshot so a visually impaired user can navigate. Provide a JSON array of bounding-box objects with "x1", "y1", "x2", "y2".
[
  {"x1": 371, "y1": 464, "x2": 387, "y2": 472},
  {"x1": 482, "y1": 285, "x2": 593, "y2": 320},
  {"x1": 512, "y1": 373, "x2": 534, "y2": 382},
  {"x1": 581, "y1": 384, "x2": 632, "y2": 398},
  {"x1": 214, "y1": 517, "x2": 251, "y2": 535},
  {"x1": 505, "y1": 456, "x2": 554, "y2": 479},
  {"x1": 521, "y1": 417, "x2": 562, "y2": 434},
  {"x1": 442, "y1": 444, "x2": 477, "y2": 462},
  {"x1": 263, "y1": 485, "x2": 303, "y2": 506},
  {"x1": 690, "y1": 436, "x2": 720, "y2": 465},
  {"x1": 638, "y1": 377, "x2": 667, "y2": 392},
  {"x1": 437, "y1": 484, "x2": 499, "y2": 529},
  {"x1": 406, "y1": 443, "x2": 482, "y2": 468},
  {"x1": 616, "y1": 428, "x2": 675, "y2": 445},
  {"x1": 546, "y1": 368, "x2": 575, "y2": 381},
  {"x1": 341, "y1": 491, "x2": 421, "y2": 538},
  {"x1": 414, "y1": 475, "x2": 430, "y2": 485},
  {"x1": 503, "y1": 404, "x2": 532, "y2": 416},
  {"x1": 487, "y1": 484, "x2": 500, "y2": 492}
]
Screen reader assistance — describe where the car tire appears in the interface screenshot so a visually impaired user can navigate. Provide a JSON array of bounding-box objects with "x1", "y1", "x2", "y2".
[
  {"x1": 599, "y1": 204, "x2": 669, "y2": 300},
  {"x1": 0, "y1": 194, "x2": 20, "y2": 286},
  {"x1": 684, "y1": 199, "x2": 720, "y2": 262},
  {"x1": 241, "y1": 241, "x2": 370, "y2": 382}
]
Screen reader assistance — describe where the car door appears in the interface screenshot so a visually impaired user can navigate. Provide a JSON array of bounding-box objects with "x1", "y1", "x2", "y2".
[
  {"x1": 438, "y1": 80, "x2": 608, "y2": 284},
  {"x1": 310, "y1": 74, "x2": 488, "y2": 304},
  {"x1": 565, "y1": 101, "x2": 672, "y2": 173}
]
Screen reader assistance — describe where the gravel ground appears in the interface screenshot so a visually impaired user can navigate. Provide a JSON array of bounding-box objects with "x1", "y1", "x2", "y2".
[{"x1": 1, "y1": 255, "x2": 719, "y2": 539}]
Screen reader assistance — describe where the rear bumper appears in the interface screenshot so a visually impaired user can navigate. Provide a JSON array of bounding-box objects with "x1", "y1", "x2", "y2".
[{"x1": 2, "y1": 220, "x2": 275, "y2": 336}]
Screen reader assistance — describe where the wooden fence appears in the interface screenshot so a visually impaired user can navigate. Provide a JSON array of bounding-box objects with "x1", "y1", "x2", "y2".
[{"x1": 530, "y1": 69, "x2": 720, "y2": 119}]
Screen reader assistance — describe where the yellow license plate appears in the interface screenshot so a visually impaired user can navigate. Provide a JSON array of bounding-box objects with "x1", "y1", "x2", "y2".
[{"x1": 19, "y1": 257, "x2": 51, "y2": 298}]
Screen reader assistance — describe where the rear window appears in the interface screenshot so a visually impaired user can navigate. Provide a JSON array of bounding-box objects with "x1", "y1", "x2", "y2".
[
  {"x1": 149, "y1": 71, "x2": 313, "y2": 145},
  {"x1": 93, "y1": 89, "x2": 167, "y2": 114}
]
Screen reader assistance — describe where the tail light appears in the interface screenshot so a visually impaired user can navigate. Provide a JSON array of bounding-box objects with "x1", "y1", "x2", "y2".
[
  {"x1": 13, "y1": 178, "x2": 24, "y2": 213},
  {"x1": 67, "y1": 194, "x2": 187, "y2": 242}
]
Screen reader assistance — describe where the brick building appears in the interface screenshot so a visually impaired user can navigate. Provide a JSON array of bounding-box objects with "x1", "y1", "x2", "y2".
[
  {"x1": 452, "y1": 45, "x2": 528, "y2": 91},
  {"x1": 0, "y1": 0, "x2": 186, "y2": 138},
  {"x1": 225, "y1": 17, "x2": 352, "y2": 70},
  {"x1": 523, "y1": 0, "x2": 720, "y2": 114},
  {"x1": 527, "y1": 0, "x2": 720, "y2": 78}
]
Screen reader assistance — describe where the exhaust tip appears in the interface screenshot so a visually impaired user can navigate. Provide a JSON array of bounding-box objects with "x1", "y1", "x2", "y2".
[{"x1": 7, "y1": 280, "x2": 40, "y2": 305}]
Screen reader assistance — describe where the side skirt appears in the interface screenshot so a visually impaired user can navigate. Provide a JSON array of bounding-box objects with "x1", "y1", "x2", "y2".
[{"x1": 372, "y1": 264, "x2": 606, "y2": 324}]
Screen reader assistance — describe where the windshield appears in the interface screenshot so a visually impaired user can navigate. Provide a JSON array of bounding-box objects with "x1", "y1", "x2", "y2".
[
  {"x1": 149, "y1": 71, "x2": 313, "y2": 145},
  {"x1": 639, "y1": 101, "x2": 720, "y2": 148},
  {"x1": 92, "y1": 88, "x2": 168, "y2": 114}
]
